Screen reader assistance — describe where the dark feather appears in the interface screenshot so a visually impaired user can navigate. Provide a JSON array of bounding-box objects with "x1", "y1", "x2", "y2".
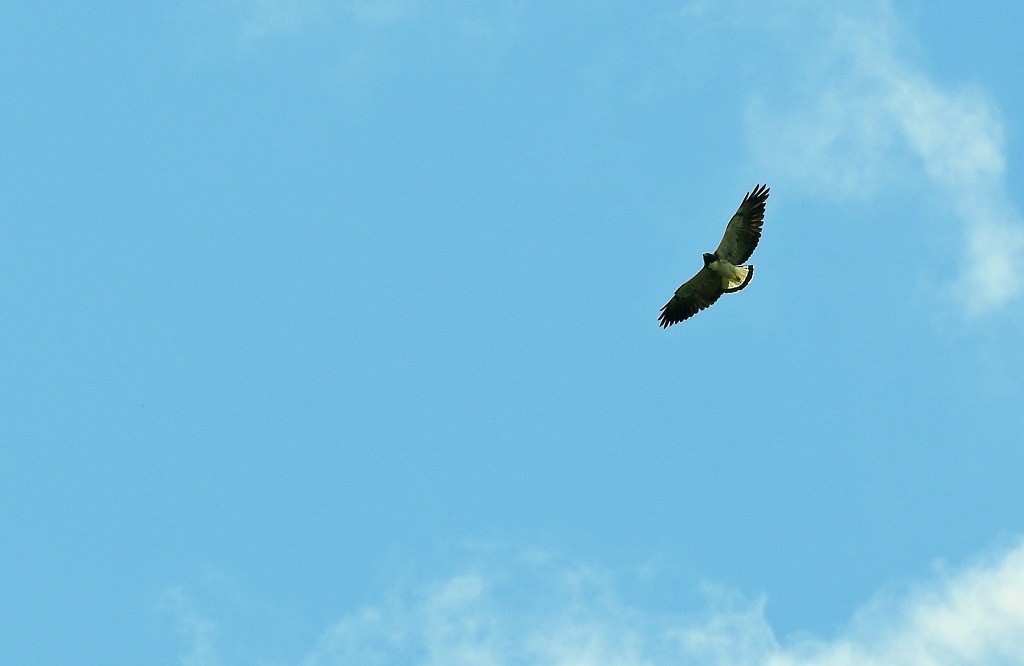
[
  {"x1": 658, "y1": 267, "x2": 723, "y2": 328},
  {"x1": 714, "y1": 183, "x2": 769, "y2": 265}
]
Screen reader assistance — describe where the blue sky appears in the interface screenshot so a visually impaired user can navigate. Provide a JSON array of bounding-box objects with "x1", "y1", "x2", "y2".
[{"x1": 4, "y1": 1, "x2": 1024, "y2": 663}]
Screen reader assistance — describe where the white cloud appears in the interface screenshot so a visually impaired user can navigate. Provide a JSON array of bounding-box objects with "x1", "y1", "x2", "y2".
[
  {"x1": 765, "y1": 543, "x2": 1024, "y2": 665},
  {"x1": 220, "y1": 0, "x2": 523, "y2": 46},
  {"x1": 223, "y1": 0, "x2": 414, "y2": 45},
  {"x1": 162, "y1": 540, "x2": 1024, "y2": 665},
  {"x1": 234, "y1": 0, "x2": 319, "y2": 42},
  {"x1": 159, "y1": 587, "x2": 223, "y2": 666},
  {"x1": 745, "y1": 4, "x2": 1024, "y2": 314},
  {"x1": 287, "y1": 541, "x2": 1024, "y2": 665}
]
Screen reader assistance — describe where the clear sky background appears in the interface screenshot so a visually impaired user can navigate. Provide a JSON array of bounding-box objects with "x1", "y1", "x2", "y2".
[{"x1": 4, "y1": 1, "x2": 1024, "y2": 664}]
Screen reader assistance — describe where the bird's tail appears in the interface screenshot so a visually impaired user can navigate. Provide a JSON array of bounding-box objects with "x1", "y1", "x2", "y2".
[{"x1": 723, "y1": 264, "x2": 754, "y2": 293}]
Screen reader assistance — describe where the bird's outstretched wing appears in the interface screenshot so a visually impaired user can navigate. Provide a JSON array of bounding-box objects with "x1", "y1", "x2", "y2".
[
  {"x1": 714, "y1": 184, "x2": 769, "y2": 265},
  {"x1": 658, "y1": 267, "x2": 723, "y2": 328}
]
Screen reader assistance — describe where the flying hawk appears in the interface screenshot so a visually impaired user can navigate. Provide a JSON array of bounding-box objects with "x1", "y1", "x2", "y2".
[{"x1": 658, "y1": 184, "x2": 769, "y2": 327}]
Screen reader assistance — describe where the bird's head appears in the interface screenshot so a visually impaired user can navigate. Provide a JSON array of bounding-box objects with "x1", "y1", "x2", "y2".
[{"x1": 702, "y1": 252, "x2": 717, "y2": 266}]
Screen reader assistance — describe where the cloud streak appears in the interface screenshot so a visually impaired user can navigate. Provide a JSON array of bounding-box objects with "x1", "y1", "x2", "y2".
[
  {"x1": 737, "y1": 2, "x2": 1015, "y2": 315},
  {"x1": 225, "y1": 0, "x2": 413, "y2": 44},
  {"x1": 161, "y1": 539, "x2": 1024, "y2": 664},
  {"x1": 305, "y1": 543, "x2": 1024, "y2": 665},
  {"x1": 745, "y1": 3, "x2": 1024, "y2": 315},
  {"x1": 159, "y1": 587, "x2": 222, "y2": 666},
  {"x1": 219, "y1": 0, "x2": 523, "y2": 46},
  {"x1": 234, "y1": 540, "x2": 1024, "y2": 665},
  {"x1": 767, "y1": 542, "x2": 1024, "y2": 665}
]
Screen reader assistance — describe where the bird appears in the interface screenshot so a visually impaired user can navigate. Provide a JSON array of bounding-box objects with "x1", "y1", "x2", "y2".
[{"x1": 658, "y1": 184, "x2": 769, "y2": 327}]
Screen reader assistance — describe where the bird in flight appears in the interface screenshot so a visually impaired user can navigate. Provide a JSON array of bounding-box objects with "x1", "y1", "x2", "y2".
[{"x1": 658, "y1": 184, "x2": 769, "y2": 327}]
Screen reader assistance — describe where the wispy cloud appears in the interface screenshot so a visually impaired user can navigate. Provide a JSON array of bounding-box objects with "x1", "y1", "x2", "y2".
[
  {"x1": 233, "y1": 0, "x2": 320, "y2": 43},
  {"x1": 224, "y1": 0, "x2": 414, "y2": 45},
  {"x1": 159, "y1": 587, "x2": 222, "y2": 666},
  {"x1": 218, "y1": 0, "x2": 523, "y2": 47},
  {"x1": 163, "y1": 539, "x2": 1024, "y2": 665},
  {"x1": 745, "y1": 3, "x2": 1024, "y2": 315},
  {"x1": 767, "y1": 542, "x2": 1024, "y2": 665},
  {"x1": 299, "y1": 541, "x2": 1024, "y2": 665},
  {"x1": 455, "y1": 1, "x2": 526, "y2": 44},
  {"x1": 299, "y1": 564, "x2": 779, "y2": 665}
]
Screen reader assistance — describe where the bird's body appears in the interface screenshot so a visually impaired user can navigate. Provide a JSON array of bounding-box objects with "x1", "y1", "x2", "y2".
[
  {"x1": 708, "y1": 258, "x2": 753, "y2": 292},
  {"x1": 658, "y1": 184, "x2": 769, "y2": 327}
]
